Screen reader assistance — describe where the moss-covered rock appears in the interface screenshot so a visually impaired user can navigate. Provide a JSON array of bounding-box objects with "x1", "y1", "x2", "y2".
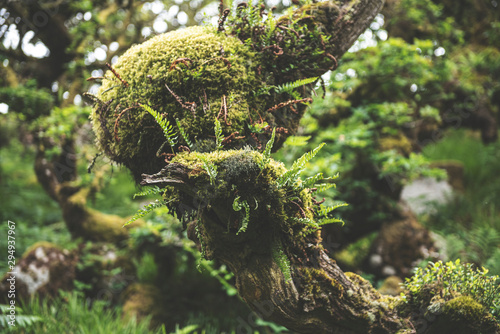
[
  {"x1": 0, "y1": 242, "x2": 77, "y2": 302},
  {"x1": 364, "y1": 211, "x2": 438, "y2": 278}
]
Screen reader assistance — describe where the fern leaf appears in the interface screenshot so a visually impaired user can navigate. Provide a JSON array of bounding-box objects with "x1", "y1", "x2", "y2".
[
  {"x1": 260, "y1": 128, "x2": 276, "y2": 170},
  {"x1": 274, "y1": 77, "x2": 318, "y2": 95},
  {"x1": 318, "y1": 217, "x2": 345, "y2": 226},
  {"x1": 317, "y1": 202, "x2": 348, "y2": 217},
  {"x1": 141, "y1": 104, "x2": 178, "y2": 151},
  {"x1": 124, "y1": 200, "x2": 164, "y2": 226},
  {"x1": 133, "y1": 186, "x2": 164, "y2": 199},
  {"x1": 302, "y1": 173, "x2": 324, "y2": 189},
  {"x1": 315, "y1": 183, "x2": 336, "y2": 193},
  {"x1": 214, "y1": 118, "x2": 223, "y2": 151},
  {"x1": 175, "y1": 118, "x2": 193, "y2": 149},
  {"x1": 284, "y1": 135, "x2": 310, "y2": 147},
  {"x1": 277, "y1": 143, "x2": 325, "y2": 188},
  {"x1": 271, "y1": 239, "x2": 292, "y2": 282},
  {"x1": 200, "y1": 156, "x2": 218, "y2": 185},
  {"x1": 233, "y1": 196, "x2": 250, "y2": 235}
]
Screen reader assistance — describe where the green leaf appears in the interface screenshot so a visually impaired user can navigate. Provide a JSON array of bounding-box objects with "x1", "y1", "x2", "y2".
[
  {"x1": 200, "y1": 156, "x2": 218, "y2": 186},
  {"x1": 141, "y1": 104, "x2": 177, "y2": 152},
  {"x1": 277, "y1": 143, "x2": 326, "y2": 188},
  {"x1": 133, "y1": 186, "x2": 164, "y2": 199},
  {"x1": 275, "y1": 77, "x2": 318, "y2": 95},
  {"x1": 214, "y1": 118, "x2": 223, "y2": 151},
  {"x1": 260, "y1": 128, "x2": 276, "y2": 170},
  {"x1": 124, "y1": 200, "x2": 164, "y2": 226},
  {"x1": 284, "y1": 135, "x2": 311, "y2": 147},
  {"x1": 233, "y1": 196, "x2": 250, "y2": 235},
  {"x1": 175, "y1": 118, "x2": 193, "y2": 149},
  {"x1": 271, "y1": 239, "x2": 292, "y2": 282}
]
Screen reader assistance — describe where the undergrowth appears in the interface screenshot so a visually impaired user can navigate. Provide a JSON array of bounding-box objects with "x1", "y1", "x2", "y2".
[
  {"x1": 0, "y1": 291, "x2": 165, "y2": 333},
  {"x1": 421, "y1": 129, "x2": 500, "y2": 274}
]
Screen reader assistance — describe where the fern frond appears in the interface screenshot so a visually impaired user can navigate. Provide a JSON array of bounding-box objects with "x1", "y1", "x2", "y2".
[
  {"x1": 124, "y1": 200, "x2": 164, "y2": 226},
  {"x1": 175, "y1": 118, "x2": 193, "y2": 149},
  {"x1": 133, "y1": 186, "x2": 165, "y2": 199},
  {"x1": 318, "y1": 217, "x2": 345, "y2": 226},
  {"x1": 315, "y1": 183, "x2": 336, "y2": 193},
  {"x1": 260, "y1": 128, "x2": 276, "y2": 170},
  {"x1": 317, "y1": 202, "x2": 348, "y2": 217},
  {"x1": 291, "y1": 217, "x2": 319, "y2": 228},
  {"x1": 284, "y1": 135, "x2": 310, "y2": 147},
  {"x1": 200, "y1": 156, "x2": 218, "y2": 185},
  {"x1": 277, "y1": 143, "x2": 325, "y2": 188},
  {"x1": 274, "y1": 77, "x2": 318, "y2": 95},
  {"x1": 233, "y1": 196, "x2": 250, "y2": 235},
  {"x1": 271, "y1": 239, "x2": 292, "y2": 282},
  {"x1": 214, "y1": 118, "x2": 223, "y2": 151},
  {"x1": 141, "y1": 104, "x2": 177, "y2": 151},
  {"x1": 302, "y1": 173, "x2": 324, "y2": 189}
]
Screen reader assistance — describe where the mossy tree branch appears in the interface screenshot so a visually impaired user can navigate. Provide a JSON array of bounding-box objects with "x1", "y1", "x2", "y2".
[{"x1": 141, "y1": 152, "x2": 405, "y2": 333}]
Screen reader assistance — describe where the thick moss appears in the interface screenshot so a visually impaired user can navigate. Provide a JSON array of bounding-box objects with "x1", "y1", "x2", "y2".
[
  {"x1": 61, "y1": 186, "x2": 143, "y2": 243},
  {"x1": 423, "y1": 296, "x2": 500, "y2": 334},
  {"x1": 91, "y1": 26, "x2": 298, "y2": 181}
]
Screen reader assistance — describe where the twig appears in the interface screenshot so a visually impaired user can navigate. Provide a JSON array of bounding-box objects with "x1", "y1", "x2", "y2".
[
  {"x1": 290, "y1": 200, "x2": 307, "y2": 218},
  {"x1": 217, "y1": 95, "x2": 231, "y2": 125},
  {"x1": 165, "y1": 84, "x2": 197, "y2": 115},
  {"x1": 266, "y1": 98, "x2": 312, "y2": 113},
  {"x1": 113, "y1": 105, "x2": 138, "y2": 142},
  {"x1": 221, "y1": 132, "x2": 245, "y2": 146},
  {"x1": 86, "y1": 76, "x2": 105, "y2": 81},
  {"x1": 169, "y1": 58, "x2": 193, "y2": 71},
  {"x1": 106, "y1": 62, "x2": 129, "y2": 87}
]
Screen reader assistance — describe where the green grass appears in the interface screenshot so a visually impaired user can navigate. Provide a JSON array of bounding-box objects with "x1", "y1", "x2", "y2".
[
  {"x1": 0, "y1": 291, "x2": 166, "y2": 333},
  {"x1": 421, "y1": 129, "x2": 500, "y2": 274}
]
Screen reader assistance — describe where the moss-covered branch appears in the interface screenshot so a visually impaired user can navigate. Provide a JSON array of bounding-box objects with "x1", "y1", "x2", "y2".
[{"x1": 140, "y1": 150, "x2": 499, "y2": 333}]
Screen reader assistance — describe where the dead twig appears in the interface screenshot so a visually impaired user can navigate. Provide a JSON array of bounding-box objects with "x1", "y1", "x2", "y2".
[
  {"x1": 169, "y1": 58, "x2": 193, "y2": 71},
  {"x1": 165, "y1": 84, "x2": 197, "y2": 115},
  {"x1": 266, "y1": 98, "x2": 312, "y2": 113},
  {"x1": 114, "y1": 105, "x2": 139, "y2": 142},
  {"x1": 106, "y1": 62, "x2": 129, "y2": 87}
]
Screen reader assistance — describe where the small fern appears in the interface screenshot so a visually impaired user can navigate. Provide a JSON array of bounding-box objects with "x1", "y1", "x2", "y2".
[
  {"x1": 200, "y1": 156, "x2": 218, "y2": 186},
  {"x1": 316, "y1": 202, "x2": 348, "y2": 227},
  {"x1": 214, "y1": 118, "x2": 223, "y2": 151},
  {"x1": 271, "y1": 239, "x2": 292, "y2": 282},
  {"x1": 317, "y1": 203, "x2": 349, "y2": 217},
  {"x1": 315, "y1": 183, "x2": 336, "y2": 193},
  {"x1": 0, "y1": 305, "x2": 41, "y2": 328},
  {"x1": 141, "y1": 104, "x2": 177, "y2": 152},
  {"x1": 275, "y1": 77, "x2": 318, "y2": 99},
  {"x1": 175, "y1": 118, "x2": 193, "y2": 149},
  {"x1": 233, "y1": 196, "x2": 250, "y2": 235},
  {"x1": 302, "y1": 173, "x2": 325, "y2": 189},
  {"x1": 133, "y1": 186, "x2": 165, "y2": 199},
  {"x1": 260, "y1": 128, "x2": 276, "y2": 170},
  {"x1": 283, "y1": 135, "x2": 311, "y2": 147},
  {"x1": 124, "y1": 199, "x2": 165, "y2": 226},
  {"x1": 277, "y1": 143, "x2": 325, "y2": 188}
]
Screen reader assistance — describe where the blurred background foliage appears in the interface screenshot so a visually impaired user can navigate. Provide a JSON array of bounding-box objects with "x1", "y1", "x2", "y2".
[{"x1": 0, "y1": 0, "x2": 499, "y2": 332}]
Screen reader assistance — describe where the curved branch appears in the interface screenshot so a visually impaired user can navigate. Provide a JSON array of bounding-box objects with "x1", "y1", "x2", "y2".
[{"x1": 141, "y1": 153, "x2": 405, "y2": 333}]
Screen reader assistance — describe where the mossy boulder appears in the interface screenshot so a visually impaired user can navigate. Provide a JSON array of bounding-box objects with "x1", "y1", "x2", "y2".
[
  {"x1": 0, "y1": 242, "x2": 77, "y2": 302},
  {"x1": 365, "y1": 211, "x2": 438, "y2": 278}
]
